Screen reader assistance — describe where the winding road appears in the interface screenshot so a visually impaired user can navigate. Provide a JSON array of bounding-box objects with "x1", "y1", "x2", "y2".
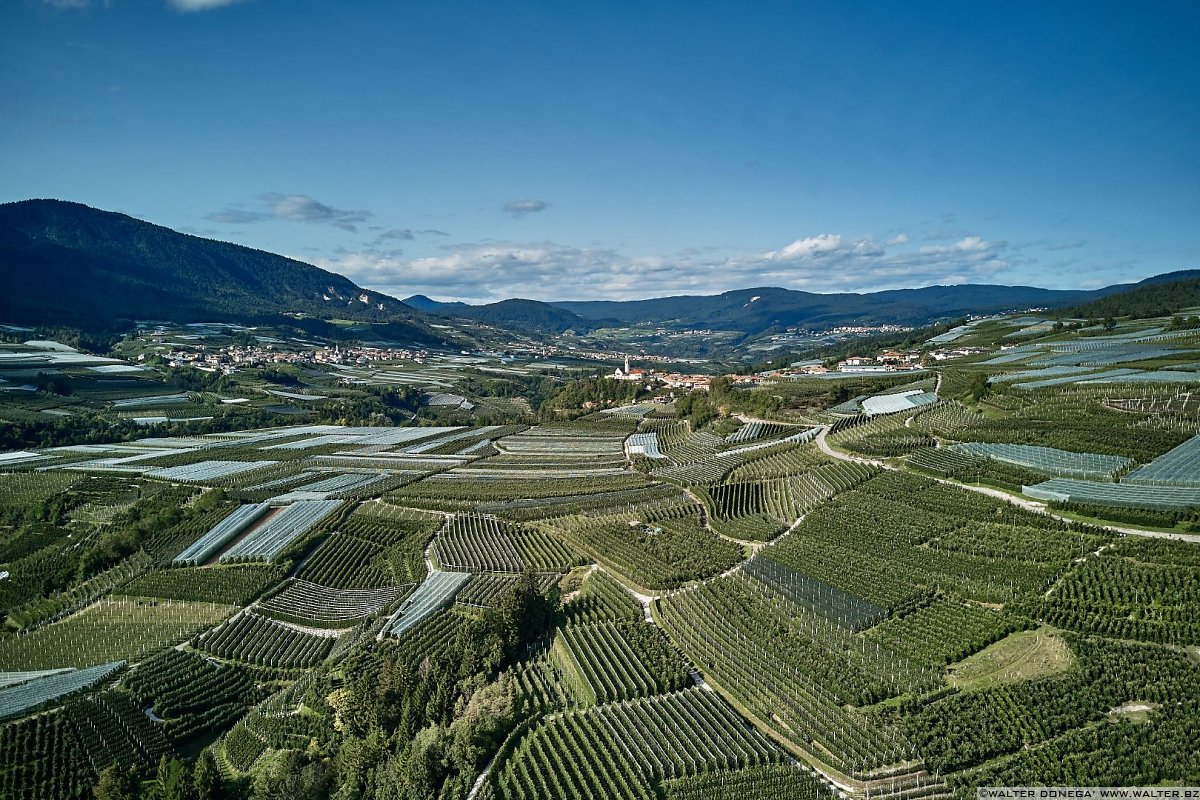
[{"x1": 815, "y1": 424, "x2": 1200, "y2": 544}]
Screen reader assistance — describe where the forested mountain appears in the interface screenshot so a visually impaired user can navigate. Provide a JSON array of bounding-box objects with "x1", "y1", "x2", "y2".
[
  {"x1": 409, "y1": 282, "x2": 1156, "y2": 339},
  {"x1": 404, "y1": 295, "x2": 601, "y2": 333},
  {"x1": 549, "y1": 283, "x2": 1130, "y2": 334},
  {"x1": 0, "y1": 200, "x2": 427, "y2": 335},
  {"x1": 1056, "y1": 270, "x2": 1200, "y2": 320},
  {"x1": 2, "y1": 199, "x2": 1192, "y2": 344},
  {"x1": 401, "y1": 294, "x2": 469, "y2": 313}
]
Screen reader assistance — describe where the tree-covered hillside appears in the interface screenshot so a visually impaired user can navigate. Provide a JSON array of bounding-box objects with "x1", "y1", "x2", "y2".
[
  {"x1": 0, "y1": 200, "x2": 431, "y2": 337},
  {"x1": 550, "y1": 283, "x2": 1121, "y2": 334},
  {"x1": 406, "y1": 296, "x2": 599, "y2": 334},
  {"x1": 1058, "y1": 270, "x2": 1200, "y2": 320}
]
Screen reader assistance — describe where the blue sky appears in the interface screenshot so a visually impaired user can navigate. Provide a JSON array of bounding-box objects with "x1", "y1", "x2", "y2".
[{"x1": 2, "y1": 1, "x2": 1197, "y2": 302}]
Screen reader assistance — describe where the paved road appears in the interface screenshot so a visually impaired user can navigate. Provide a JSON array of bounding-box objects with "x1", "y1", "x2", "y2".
[
  {"x1": 814, "y1": 425, "x2": 890, "y2": 468},
  {"x1": 815, "y1": 424, "x2": 1200, "y2": 544}
]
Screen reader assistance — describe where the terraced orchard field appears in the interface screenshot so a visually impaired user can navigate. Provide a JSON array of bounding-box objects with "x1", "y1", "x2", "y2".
[
  {"x1": 0, "y1": 597, "x2": 234, "y2": 670},
  {"x1": 0, "y1": 380, "x2": 1198, "y2": 800},
  {"x1": 494, "y1": 688, "x2": 784, "y2": 799}
]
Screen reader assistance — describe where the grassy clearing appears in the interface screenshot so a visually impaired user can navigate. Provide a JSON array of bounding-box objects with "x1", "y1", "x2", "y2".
[
  {"x1": 947, "y1": 627, "x2": 1073, "y2": 690},
  {"x1": 1106, "y1": 701, "x2": 1159, "y2": 723}
]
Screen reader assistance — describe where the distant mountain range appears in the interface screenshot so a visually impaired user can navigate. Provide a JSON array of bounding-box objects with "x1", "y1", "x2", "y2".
[
  {"x1": 1, "y1": 199, "x2": 1195, "y2": 346},
  {"x1": 403, "y1": 295, "x2": 601, "y2": 334},
  {"x1": 548, "y1": 285, "x2": 1112, "y2": 334},
  {"x1": 411, "y1": 277, "x2": 1199, "y2": 338}
]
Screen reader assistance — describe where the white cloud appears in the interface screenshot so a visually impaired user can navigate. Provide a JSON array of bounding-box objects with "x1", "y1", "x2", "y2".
[
  {"x1": 955, "y1": 235, "x2": 989, "y2": 252},
  {"x1": 167, "y1": 0, "x2": 248, "y2": 11},
  {"x1": 919, "y1": 236, "x2": 996, "y2": 255},
  {"x1": 315, "y1": 228, "x2": 1016, "y2": 303},
  {"x1": 40, "y1": 0, "x2": 242, "y2": 11},
  {"x1": 770, "y1": 234, "x2": 842, "y2": 260}
]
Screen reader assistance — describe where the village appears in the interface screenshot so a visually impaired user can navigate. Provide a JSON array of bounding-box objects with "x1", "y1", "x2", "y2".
[
  {"x1": 607, "y1": 340, "x2": 989, "y2": 390},
  {"x1": 144, "y1": 317, "x2": 993, "y2": 391},
  {"x1": 151, "y1": 342, "x2": 431, "y2": 374}
]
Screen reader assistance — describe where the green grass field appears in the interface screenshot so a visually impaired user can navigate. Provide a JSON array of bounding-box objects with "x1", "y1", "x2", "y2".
[{"x1": 946, "y1": 628, "x2": 1074, "y2": 690}]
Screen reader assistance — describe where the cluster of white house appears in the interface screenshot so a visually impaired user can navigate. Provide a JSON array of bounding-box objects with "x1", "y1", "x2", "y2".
[
  {"x1": 610, "y1": 356, "x2": 774, "y2": 390},
  {"x1": 610, "y1": 357, "x2": 716, "y2": 389}
]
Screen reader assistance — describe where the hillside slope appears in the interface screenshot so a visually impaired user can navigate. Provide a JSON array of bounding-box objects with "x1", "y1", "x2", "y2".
[
  {"x1": 549, "y1": 284, "x2": 1127, "y2": 334},
  {"x1": 404, "y1": 295, "x2": 599, "y2": 334},
  {"x1": 0, "y1": 199, "x2": 423, "y2": 332},
  {"x1": 1057, "y1": 270, "x2": 1200, "y2": 320}
]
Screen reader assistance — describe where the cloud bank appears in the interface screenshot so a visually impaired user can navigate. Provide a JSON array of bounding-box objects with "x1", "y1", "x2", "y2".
[
  {"x1": 167, "y1": 0, "x2": 248, "y2": 11},
  {"x1": 316, "y1": 231, "x2": 1015, "y2": 303},
  {"x1": 41, "y1": 0, "x2": 246, "y2": 10}
]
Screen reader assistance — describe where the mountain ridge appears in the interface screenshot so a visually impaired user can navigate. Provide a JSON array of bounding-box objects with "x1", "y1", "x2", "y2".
[
  {"x1": 408, "y1": 278, "x2": 1195, "y2": 337},
  {"x1": 0, "y1": 199, "x2": 439, "y2": 342},
  {"x1": 546, "y1": 283, "x2": 1129, "y2": 333},
  {"x1": 1, "y1": 199, "x2": 1192, "y2": 342},
  {"x1": 403, "y1": 295, "x2": 603, "y2": 334}
]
